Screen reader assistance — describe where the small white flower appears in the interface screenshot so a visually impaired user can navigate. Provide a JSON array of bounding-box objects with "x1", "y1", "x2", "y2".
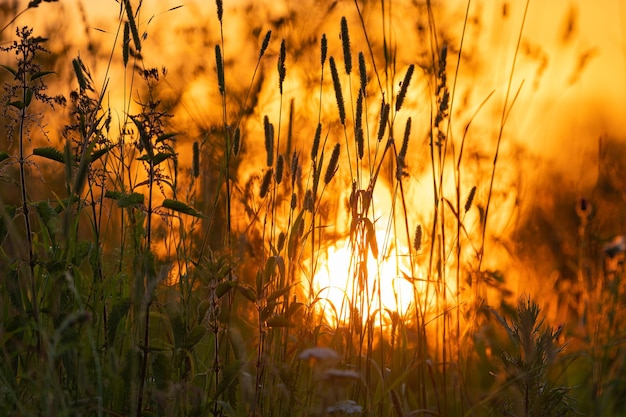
[{"x1": 298, "y1": 347, "x2": 340, "y2": 361}]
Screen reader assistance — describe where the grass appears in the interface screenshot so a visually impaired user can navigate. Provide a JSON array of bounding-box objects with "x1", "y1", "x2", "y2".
[{"x1": 0, "y1": 0, "x2": 623, "y2": 416}]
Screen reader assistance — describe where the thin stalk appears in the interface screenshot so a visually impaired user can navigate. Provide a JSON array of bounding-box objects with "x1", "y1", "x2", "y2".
[
  {"x1": 17, "y1": 86, "x2": 39, "y2": 345},
  {"x1": 135, "y1": 158, "x2": 154, "y2": 417},
  {"x1": 478, "y1": 0, "x2": 530, "y2": 272}
]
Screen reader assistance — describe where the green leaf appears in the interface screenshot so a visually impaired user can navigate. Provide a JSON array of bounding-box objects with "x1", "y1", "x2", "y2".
[
  {"x1": 104, "y1": 190, "x2": 122, "y2": 200},
  {"x1": 185, "y1": 325, "x2": 207, "y2": 350},
  {"x1": 107, "y1": 299, "x2": 131, "y2": 344},
  {"x1": 162, "y1": 199, "x2": 203, "y2": 218},
  {"x1": 33, "y1": 146, "x2": 65, "y2": 163},
  {"x1": 73, "y1": 140, "x2": 96, "y2": 195},
  {"x1": 267, "y1": 284, "x2": 292, "y2": 303},
  {"x1": 24, "y1": 88, "x2": 33, "y2": 107},
  {"x1": 286, "y1": 301, "x2": 305, "y2": 318},
  {"x1": 216, "y1": 280, "x2": 236, "y2": 298},
  {"x1": 0, "y1": 152, "x2": 10, "y2": 163},
  {"x1": 9, "y1": 101, "x2": 24, "y2": 110},
  {"x1": 266, "y1": 316, "x2": 291, "y2": 328},
  {"x1": 170, "y1": 314, "x2": 185, "y2": 349},
  {"x1": 117, "y1": 192, "x2": 145, "y2": 208},
  {"x1": 90, "y1": 145, "x2": 113, "y2": 162},
  {"x1": 152, "y1": 152, "x2": 174, "y2": 165},
  {"x1": 237, "y1": 283, "x2": 256, "y2": 303},
  {"x1": 263, "y1": 255, "x2": 285, "y2": 288},
  {"x1": 1, "y1": 65, "x2": 17, "y2": 77},
  {"x1": 288, "y1": 210, "x2": 305, "y2": 260},
  {"x1": 156, "y1": 132, "x2": 178, "y2": 144},
  {"x1": 152, "y1": 352, "x2": 172, "y2": 390},
  {"x1": 214, "y1": 359, "x2": 245, "y2": 401},
  {"x1": 30, "y1": 70, "x2": 55, "y2": 81}
]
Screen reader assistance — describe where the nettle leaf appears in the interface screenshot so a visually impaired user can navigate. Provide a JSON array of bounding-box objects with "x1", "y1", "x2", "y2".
[
  {"x1": 9, "y1": 101, "x2": 25, "y2": 110},
  {"x1": 118, "y1": 192, "x2": 145, "y2": 208},
  {"x1": 30, "y1": 70, "x2": 55, "y2": 81},
  {"x1": 24, "y1": 88, "x2": 33, "y2": 107},
  {"x1": 267, "y1": 284, "x2": 292, "y2": 303},
  {"x1": 90, "y1": 145, "x2": 114, "y2": 162},
  {"x1": 263, "y1": 255, "x2": 285, "y2": 287},
  {"x1": 136, "y1": 151, "x2": 173, "y2": 165},
  {"x1": 1, "y1": 65, "x2": 17, "y2": 77},
  {"x1": 33, "y1": 146, "x2": 65, "y2": 163},
  {"x1": 162, "y1": 199, "x2": 203, "y2": 218},
  {"x1": 237, "y1": 283, "x2": 256, "y2": 303},
  {"x1": 185, "y1": 325, "x2": 207, "y2": 350},
  {"x1": 156, "y1": 132, "x2": 178, "y2": 144},
  {"x1": 104, "y1": 191, "x2": 144, "y2": 208},
  {"x1": 266, "y1": 315, "x2": 291, "y2": 328},
  {"x1": 286, "y1": 301, "x2": 305, "y2": 318},
  {"x1": 216, "y1": 280, "x2": 237, "y2": 298}
]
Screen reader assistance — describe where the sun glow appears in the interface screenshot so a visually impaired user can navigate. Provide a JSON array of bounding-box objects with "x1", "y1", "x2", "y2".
[{"x1": 310, "y1": 229, "x2": 425, "y2": 327}]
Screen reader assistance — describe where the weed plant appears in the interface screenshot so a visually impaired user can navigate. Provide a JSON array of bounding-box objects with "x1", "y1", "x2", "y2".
[{"x1": 0, "y1": 1, "x2": 621, "y2": 416}]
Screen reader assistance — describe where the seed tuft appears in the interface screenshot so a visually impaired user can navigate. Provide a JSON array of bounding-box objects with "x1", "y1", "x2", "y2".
[
  {"x1": 340, "y1": 17, "x2": 352, "y2": 75},
  {"x1": 264, "y1": 115, "x2": 274, "y2": 166},
  {"x1": 311, "y1": 123, "x2": 322, "y2": 160},
  {"x1": 324, "y1": 143, "x2": 340, "y2": 185},
  {"x1": 329, "y1": 57, "x2": 345, "y2": 125},
  {"x1": 259, "y1": 30, "x2": 272, "y2": 59},
  {"x1": 260, "y1": 169, "x2": 273, "y2": 198},
  {"x1": 275, "y1": 154, "x2": 284, "y2": 184},
  {"x1": 215, "y1": 45, "x2": 225, "y2": 95},
  {"x1": 465, "y1": 185, "x2": 477, "y2": 213},
  {"x1": 278, "y1": 39, "x2": 286, "y2": 94},
  {"x1": 376, "y1": 100, "x2": 390, "y2": 142},
  {"x1": 396, "y1": 64, "x2": 415, "y2": 112},
  {"x1": 358, "y1": 51, "x2": 367, "y2": 94},
  {"x1": 413, "y1": 224, "x2": 422, "y2": 252},
  {"x1": 320, "y1": 34, "x2": 328, "y2": 67}
]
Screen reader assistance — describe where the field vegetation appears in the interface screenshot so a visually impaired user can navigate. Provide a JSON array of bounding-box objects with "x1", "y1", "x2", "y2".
[{"x1": 0, "y1": 1, "x2": 624, "y2": 416}]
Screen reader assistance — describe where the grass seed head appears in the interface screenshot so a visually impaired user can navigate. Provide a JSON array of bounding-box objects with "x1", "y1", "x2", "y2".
[
  {"x1": 324, "y1": 143, "x2": 340, "y2": 185},
  {"x1": 259, "y1": 30, "x2": 272, "y2": 58},
  {"x1": 278, "y1": 39, "x2": 286, "y2": 94},
  {"x1": 376, "y1": 100, "x2": 390, "y2": 142},
  {"x1": 215, "y1": 44, "x2": 225, "y2": 95},
  {"x1": 329, "y1": 57, "x2": 346, "y2": 125},
  {"x1": 465, "y1": 185, "x2": 477, "y2": 213},
  {"x1": 260, "y1": 168, "x2": 273, "y2": 198},
  {"x1": 233, "y1": 126, "x2": 241, "y2": 156},
  {"x1": 275, "y1": 154, "x2": 284, "y2": 184},
  {"x1": 311, "y1": 123, "x2": 322, "y2": 160},
  {"x1": 413, "y1": 224, "x2": 422, "y2": 252},
  {"x1": 358, "y1": 51, "x2": 367, "y2": 94},
  {"x1": 264, "y1": 115, "x2": 274, "y2": 166},
  {"x1": 340, "y1": 16, "x2": 352, "y2": 75},
  {"x1": 320, "y1": 33, "x2": 328, "y2": 67},
  {"x1": 215, "y1": 0, "x2": 223, "y2": 23},
  {"x1": 396, "y1": 64, "x2": 415, "y2": 112}
]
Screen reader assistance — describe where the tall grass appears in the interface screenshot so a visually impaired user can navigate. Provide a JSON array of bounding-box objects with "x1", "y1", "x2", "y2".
[{"x1": 0, "y1": 1, "x2": 622, "y2": 416}]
